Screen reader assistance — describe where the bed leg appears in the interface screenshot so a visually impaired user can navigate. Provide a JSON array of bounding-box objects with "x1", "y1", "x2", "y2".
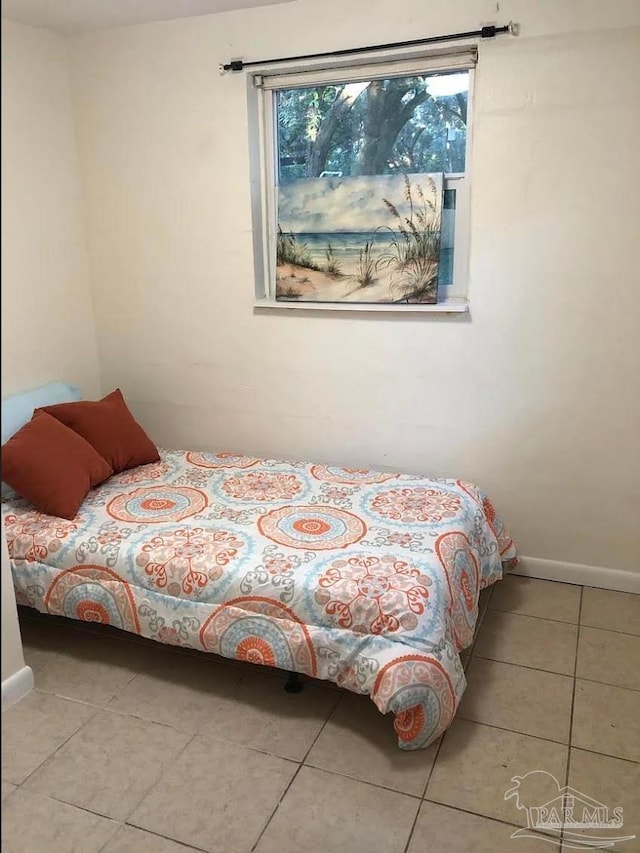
[{"x1": 284, "y1": 671, "x2": 303, "y2": 693}]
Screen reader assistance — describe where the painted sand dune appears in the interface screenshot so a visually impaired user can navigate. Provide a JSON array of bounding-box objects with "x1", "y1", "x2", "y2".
[{"x1": 276, "y1": 173, "x2": 443, "y2": 304}]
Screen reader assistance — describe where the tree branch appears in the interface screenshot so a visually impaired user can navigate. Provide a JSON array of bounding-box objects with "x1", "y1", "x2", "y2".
[{"x1": 306, "y1": 83, "x2": 367, "y2": 176}]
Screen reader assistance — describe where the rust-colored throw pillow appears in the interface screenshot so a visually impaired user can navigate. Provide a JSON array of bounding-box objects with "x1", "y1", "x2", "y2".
[
  {"x1": 1, "y1": 411, "x2": 113, "y2": 519},
  {"x1": 40, "y1": 389, "x2": 160, "y2": 474}
]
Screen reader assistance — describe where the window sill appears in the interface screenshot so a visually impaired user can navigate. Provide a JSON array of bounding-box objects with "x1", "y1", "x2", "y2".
[{"x1": 253, "y1": 297, "x2": 469, "y2": 314}]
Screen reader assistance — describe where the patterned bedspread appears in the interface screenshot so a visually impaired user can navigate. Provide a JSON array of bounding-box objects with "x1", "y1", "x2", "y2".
[{"x1": 3, "y1": 449, "x2": 516, "y2": 750}]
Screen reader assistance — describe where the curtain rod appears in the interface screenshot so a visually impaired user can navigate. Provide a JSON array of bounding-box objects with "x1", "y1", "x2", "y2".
[{"x1": 220, "y1": 22, "x2": 517, "y2": 73}]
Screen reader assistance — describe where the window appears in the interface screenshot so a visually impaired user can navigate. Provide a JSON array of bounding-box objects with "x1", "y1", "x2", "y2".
[{"x1": 251, "y1": 50, "x2": 475, "y2": 310}]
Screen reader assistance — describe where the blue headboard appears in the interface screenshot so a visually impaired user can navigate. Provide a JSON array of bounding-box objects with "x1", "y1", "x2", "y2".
[{"x1": 1, "y1": 381, "x2": 81, "y2": 445}]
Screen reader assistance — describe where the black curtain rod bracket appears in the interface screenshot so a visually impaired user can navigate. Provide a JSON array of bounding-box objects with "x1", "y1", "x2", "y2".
[{"x1": 220, "y1": 21, "x2": 518, "y2": 74}]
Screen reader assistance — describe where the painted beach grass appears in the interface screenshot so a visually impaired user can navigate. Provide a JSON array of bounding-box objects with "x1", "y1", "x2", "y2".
[{"x1": 276, "y1": 173, "x2": 443, "y2": 304}]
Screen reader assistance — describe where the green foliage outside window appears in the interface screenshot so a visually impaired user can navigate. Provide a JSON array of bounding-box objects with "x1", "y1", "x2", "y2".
[{"x1": 276, "y1": 72, "x2": 468, "y2": 184}]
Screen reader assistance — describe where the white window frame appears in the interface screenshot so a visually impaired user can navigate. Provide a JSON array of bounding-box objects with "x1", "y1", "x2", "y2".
[{"x1": 248, "y1": 49, "x2": 476, "y2": 313}]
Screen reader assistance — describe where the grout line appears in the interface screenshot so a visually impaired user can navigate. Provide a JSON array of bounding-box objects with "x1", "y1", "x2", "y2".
[
  {"x1": 0, "y1": 785, "x2": 19, "y2": 807},
  {"x1": 164, "y1": 728, "x2": 301, "y2": 767},
  {"x1": 20, "y1": 687, "x2": 103, "y2": 711},
  {"x1": 121, "y1": 733, "x2": 198, "y2": 826},
  {"x1": 33, "y1": 799, "x2": 120, "y2": 849},
  {"x1": 21, "y1": 686, "x2": 221, "y2": 733},
  {"x1": 486, "y1": 603, "x2": 640, "y2": 638},
  {"x1": 470, "y1": 653, "x2": 640, "y2": 692},
  {"x1": 22, "y1": 791, "x2": 210, "y2": 853},
  {"x1": 123, "y1": 821, "x2": 208, "y2": 851},
  {"x1": 249, "y1": 689, "x2": 341, "y2": 851},
  {"x1": 11, "y1": 697, "x2": 199, "y2": 836},
  {"x1": 568, "y1": 747, "x2": 640, "y2": 767},
  {"x1": 400, "y1": 725, "x2": 451, "y2": 853},
  {"x1": 573, "y1": 624, "x2": 640, "y2": 639},
  {"x1": 464, "y1": 655, "x2": 577, "y2": 681},
  {"x1": 10, "y1": 702, "x2": 102, "y2": 790},
  {"x1": 482, "y1": 609, "x2": 579, "y2": 628},
  {"x1": 25, "y1": 732, "x2": 197, "y2": 828},
  {"x1": 437, "y1": 716, "x2": 571, "y2": 749},
  {"x1": 459, "y1": 591, "x2": 493, "y2": 664},
  {"x1": 95, "y1": 823, "x2": 121, "y2": 853},
  {"x1": 403, "y1": 589, "x2": 494, "y2": 853},
  {"x1": 451, "y1": 715, "x2": 639, "y2": 766},
  {"x1": 565, "y1": 676, "x2": 640, "y2": 695},
  {"x1": 421, "y1": 715, "x2": 638, "y2": 766},
  {"x1": 418, "y1": 796, "x2": 562, "y2": 841},
  {"x1": 562, "y1": 586, "x2": 583, "y2": 845},
  {"x1": 453, "y1": 713, "x2": 570, "y2": 748},
  {"x1": 249, "y1": 765, "x2": 300, "y2": 853},
  {"x1": 22, "y1": 677, "x2": 338, "y2": 766},
  {"x1": 421, "y1": 732, "x2": 447, "y2": 800},
  {"x1": 301, "y1": 760, "x2": 423, "y2": 802},
  {"x1": 401, "y1": 799, "x2": 424, "y2": 853},
  {"x1": 17, "y1": 787, "x2": 119, "y2": 824},
  {"x1": 301, "y1": 693, "x2": 342, "y2": 765},
  {"x1": 27, "y1": 685, "x2": 136, "y2": 712},
  {"x1": 487, "y1": 605, "x2": 578, "y2": 627},
  {"x1": 97, "y1": 822, "x2": 207, "y2": 853}
]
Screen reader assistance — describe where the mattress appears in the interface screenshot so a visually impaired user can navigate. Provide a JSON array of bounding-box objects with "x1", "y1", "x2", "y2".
[{"x1": 3, "y1": 449, "x2": 516, "y2": 750}]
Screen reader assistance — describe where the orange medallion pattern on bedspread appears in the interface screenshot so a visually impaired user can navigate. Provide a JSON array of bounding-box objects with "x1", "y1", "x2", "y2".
[
  {"x1": 314, "y1": 554, "x2": 431, "y2": 635},
  {"x1": 44, "y1": 565, "x2": 140, "y2": 633},
  {"x1": 107, "y1": 485, "x2": 208, "y2": 523},
  {"x1": 258, "y1": 505, "x2": 366, "y2": 550},
  {"x1": 4, "y1": 448, "x2": 516, "y2": 751},
  {"x1": 186, "y1": 451, "x2": 259, "y2": 470},
  {"x1": 369, "y1": 486, "x2": 462, "y2": 524},
  {"x1": 136, "y1": 526, "x2": 248, "y2": 598},
  {"x1": 310, "y1": 465, "x2": 397, "y2": 485},
  {"x1": 4, "y1": 510, "x2": 80, "y2": 563},
  {"x1": 199, "y1": 596, "x2": 317, "y2": 676},
  {"x1": 221, "y1": 471, "x2": 306, "y2": 503},
  {"x1": 436, "y1": 531, "x2": 480, "y2": 651}
]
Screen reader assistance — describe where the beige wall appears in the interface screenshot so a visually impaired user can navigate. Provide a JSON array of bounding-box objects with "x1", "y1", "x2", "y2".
[
  {"x1": 64, "y1": 0, "x2": 638, "y2": 576},
  {"x1": 1, "y1": 19, "x2": 101, "y2": 398},
  {"x1": 1, "y1": 528, "x2": 25, "y2": 683},
  {"x1": 69, "y1": 0, "x2": 640, "y2": 575},
  {"x1": 1, "y1": 19, "x2": 102, "y2": 686}
]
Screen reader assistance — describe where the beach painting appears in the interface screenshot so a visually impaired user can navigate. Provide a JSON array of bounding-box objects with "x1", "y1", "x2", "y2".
[{"x1": 276, "y1": 172, "x2": 443, "y2": 304}]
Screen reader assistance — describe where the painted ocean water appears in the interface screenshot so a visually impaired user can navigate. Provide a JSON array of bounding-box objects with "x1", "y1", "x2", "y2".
[
  {"x1": 290, "y1": 231, "x2": 453, "y2": 286},
  {"x1": 277, "y1": 173, "x2": 448, "y2": 302}
]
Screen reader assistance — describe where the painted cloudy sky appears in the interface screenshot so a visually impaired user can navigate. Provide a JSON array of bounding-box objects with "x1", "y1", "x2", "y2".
[{"x1": 278, "y1": 173, "x2": 443, "y2": 234}]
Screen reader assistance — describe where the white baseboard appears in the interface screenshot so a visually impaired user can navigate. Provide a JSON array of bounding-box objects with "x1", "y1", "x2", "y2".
[
  {"x1": 2, "y1": 665, "x2": 34, "y2": 711},
  {"x1": 513, "y1": 556, "x2": 640, "y2": 594}
]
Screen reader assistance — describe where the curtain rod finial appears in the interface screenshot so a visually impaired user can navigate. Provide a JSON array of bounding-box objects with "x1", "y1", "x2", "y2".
[
  {"x1": 508, "y1": 21, "x2": 520, "y2": 36},
  {"x1": 219, "y1": 59, "x2": 244, "y2": 73}
]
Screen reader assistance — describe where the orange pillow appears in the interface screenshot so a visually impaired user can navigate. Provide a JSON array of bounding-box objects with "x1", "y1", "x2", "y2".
[
  {"x1": 1, "y1": 411, "x2": 113, "y2": 519},
  {"x1": 40, "y1": 389, "x2": 160, "y2": 474}
]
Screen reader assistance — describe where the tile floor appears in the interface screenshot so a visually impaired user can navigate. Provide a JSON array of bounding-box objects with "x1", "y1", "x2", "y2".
[{"x1": 2, "y1": 577, "x2": 639, "y2": 853}]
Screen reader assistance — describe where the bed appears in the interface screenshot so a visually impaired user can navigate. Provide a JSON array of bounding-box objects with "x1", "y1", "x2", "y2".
[{"x1": 3, "y1": 443, "x2": 515, "y2": 750}]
